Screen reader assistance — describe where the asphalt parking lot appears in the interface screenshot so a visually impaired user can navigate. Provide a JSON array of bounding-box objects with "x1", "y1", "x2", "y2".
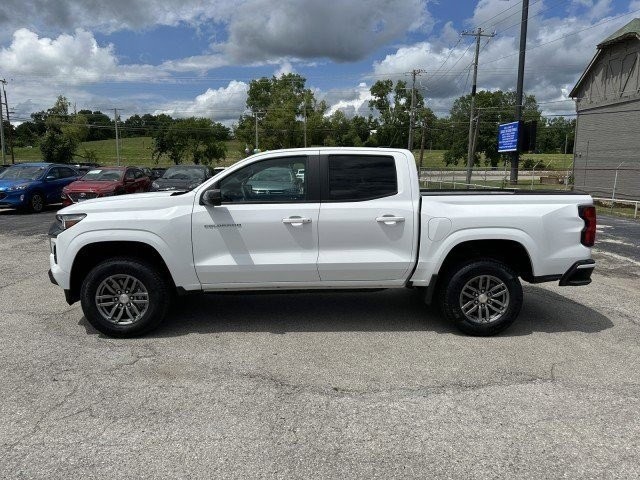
[{"x1": 1, "y1": 207, "x2": 639, "y2": 479}]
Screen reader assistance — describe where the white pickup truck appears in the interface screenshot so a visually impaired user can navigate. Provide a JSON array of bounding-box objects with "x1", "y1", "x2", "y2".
[{"x1": 48, "y1": 148, "x2": 596, "y2": 337}]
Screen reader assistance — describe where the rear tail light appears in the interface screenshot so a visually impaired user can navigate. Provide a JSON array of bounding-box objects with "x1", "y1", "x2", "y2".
[{"x1": 578, "y1": 205, "x2": 596, "y2": 247}]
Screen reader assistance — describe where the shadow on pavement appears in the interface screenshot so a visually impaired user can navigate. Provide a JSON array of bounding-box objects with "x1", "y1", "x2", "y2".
[
  {"x1": 0, "y1": 205, "x2": 58, "y2": 216},
  {"x1": 80, "y1": 285, "x2": 614, "y2": 338}
]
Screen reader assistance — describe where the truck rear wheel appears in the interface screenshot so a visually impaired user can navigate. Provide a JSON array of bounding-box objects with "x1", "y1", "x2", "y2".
[
  {"x1": 439, "y1": 259, "x2": 523, "y2": 336},
  {"x1": 80, "y1": 257, "x2": 172, "y2": 337}
]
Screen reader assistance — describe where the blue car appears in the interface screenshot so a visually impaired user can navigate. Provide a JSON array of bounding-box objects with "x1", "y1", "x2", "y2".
[{"x1": 0, "y1": 163, "x2": 81, "y2": 213}]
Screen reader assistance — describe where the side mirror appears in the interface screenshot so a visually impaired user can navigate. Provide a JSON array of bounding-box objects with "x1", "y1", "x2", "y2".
[
  {"x1": 201, "y1": 189, "x2": 222, "y2": 206},
  {"x1": 45, "y1": 175, "x2": 56, "y2": 181}
]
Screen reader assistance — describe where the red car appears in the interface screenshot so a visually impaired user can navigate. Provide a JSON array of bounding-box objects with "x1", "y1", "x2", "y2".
[{"x1": 62, "y1": 166, "x2": 151, "y2": 206}]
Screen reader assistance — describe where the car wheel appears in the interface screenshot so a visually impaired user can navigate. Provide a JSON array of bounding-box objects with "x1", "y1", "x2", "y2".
[
  {"x1": 439, "y1": 259, "x2": 523, "y2": 336},
  {"x1": 80, "y1": 257, "x2": 172, "y2": 337},
  {"x1": 28, "y1": 191, "x2": 45, "y2": 213}
]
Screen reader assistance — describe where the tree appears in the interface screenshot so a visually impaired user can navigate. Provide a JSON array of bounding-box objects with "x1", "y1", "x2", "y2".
[
  {"x1": 536, "y1": 117, "x2": 575, "y2": 153},
  {"x1": 368, "y1": 79, "x2": 433, "y2": 149},
  {"x1": 443, "y1": 90, "x2": 541, "y2": 167},
  {"x1": 39, "y1": 96, "x2": 88, "y2": 163},
  {"x1": 78, "y1": 110, "x2": 114, "y2": 141},
  {"x1": 235, "y1": 74, "x2": 320, "y2": 150},
  {"x1": 152, "y1": 117, "x2": 227, "y2": 165}
]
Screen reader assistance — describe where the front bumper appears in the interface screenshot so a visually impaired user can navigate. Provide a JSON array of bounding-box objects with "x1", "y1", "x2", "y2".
[
  {"x1": 0, "y1": 191, "x2": 28, "y2": 208},
  {"x1": 559, "y1": 259, "x2": 595, "y2": 286}
]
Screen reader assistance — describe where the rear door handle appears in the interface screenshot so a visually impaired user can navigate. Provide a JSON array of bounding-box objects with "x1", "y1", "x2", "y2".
[
  {"x1": 376, "y1": 215, "x2": 405, "y2": 225},
  {"x1": 283, "y1": 217, "x2": 312, "y2": 226}
]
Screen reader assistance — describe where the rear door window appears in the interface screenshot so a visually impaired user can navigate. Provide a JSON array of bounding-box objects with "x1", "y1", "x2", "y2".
[{"x1": 326, "y1": 155, "x2": 397, "y2": 201}]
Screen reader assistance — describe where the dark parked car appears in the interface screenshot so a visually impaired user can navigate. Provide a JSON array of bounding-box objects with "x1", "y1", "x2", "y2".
[
  {"x1": 150, "y1": 167, "x2": 167, "y2": 180},
  {"x1": 151, "y1": 165, "x2": 213, "y2": 191},
  {"x1": 0, "y1": 163, "x2": 80, "y2": 212},
  {"x1": 62, "y1": 166, "x2": 151, "y2": 206}
]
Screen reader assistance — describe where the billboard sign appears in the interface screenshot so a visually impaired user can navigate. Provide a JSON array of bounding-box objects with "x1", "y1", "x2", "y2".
[{"x1": 498, "y1": 121, "x2": 520, "y2": 153}]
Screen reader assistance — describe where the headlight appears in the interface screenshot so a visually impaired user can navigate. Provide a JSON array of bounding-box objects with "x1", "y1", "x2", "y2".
[
  {"x1": 9, "y1": 183, "x2": 30, "y2": 191},
  {"x1": 152, "y1": 182, "x2": 159, "y2": 189},
  {"x1": 56, "y1": 214, "x2": 86, "y2": 230}
]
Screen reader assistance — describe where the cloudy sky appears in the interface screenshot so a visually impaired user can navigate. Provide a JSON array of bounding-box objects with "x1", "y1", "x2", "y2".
[{"x1": 0, "y1": 0, "x2": 638, "y2": 125}]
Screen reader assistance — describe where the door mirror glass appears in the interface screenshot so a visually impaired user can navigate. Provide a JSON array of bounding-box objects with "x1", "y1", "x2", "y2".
[
  {"x1": 201, "y1": 189, "x2": 222, "y2": 206},
  {"x1": 45, "y1": 175, "x2": 56, "y2": 181}
]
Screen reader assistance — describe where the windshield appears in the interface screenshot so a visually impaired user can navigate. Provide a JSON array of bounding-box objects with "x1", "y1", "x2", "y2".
[
  {"x1": 0, "y1": 166, "x2": 46, "y2": 181},
  {"x1": 251, "y1": 168, "x2": 293, "y2": 182},
  {"x1": 162, "y1": 167, "x2": 205, "y2": 181},
  {"x1": 81, "y1": 169, "x2": 123, "y2": 181}
]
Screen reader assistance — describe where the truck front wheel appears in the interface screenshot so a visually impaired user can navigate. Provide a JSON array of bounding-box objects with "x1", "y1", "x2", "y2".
[
  {"x1": 439, "y1": 259, "x2": 523, "y2": 336},
  {"x1": 80, "y1": 257, "x2": 172, "y2": 337}
]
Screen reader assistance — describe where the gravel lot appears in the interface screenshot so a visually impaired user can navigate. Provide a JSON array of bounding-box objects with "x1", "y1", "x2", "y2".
[{"x1": 1, "y1": 207, "x2": 639, "y2": 479}]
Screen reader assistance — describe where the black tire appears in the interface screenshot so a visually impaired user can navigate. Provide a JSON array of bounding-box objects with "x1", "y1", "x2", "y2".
[
  {"x1": 28, "y1": 191, "x2": 45, "y2": 213},
  {"x1": 439, "y1": 258, "x2": 523, "y2": 336},
  {"x1": 80, "y1": 257, "x2": 172, "y2": 337}
]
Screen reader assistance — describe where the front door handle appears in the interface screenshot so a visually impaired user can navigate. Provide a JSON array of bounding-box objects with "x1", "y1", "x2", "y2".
[
  {"x1": 376, "y1": 215, "x2": 405, "y2": 225},
  {"x1": 283, "y1": 216, "x2": 312, "y2": 226}
]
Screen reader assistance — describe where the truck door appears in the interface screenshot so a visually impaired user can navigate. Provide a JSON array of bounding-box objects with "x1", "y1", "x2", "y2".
[
  {"x1": 191, "y1": 154, "x2": 321, "y2": 286},
  {"x1": 317, "y1": 152, "x2": 416, "y2": 282}
]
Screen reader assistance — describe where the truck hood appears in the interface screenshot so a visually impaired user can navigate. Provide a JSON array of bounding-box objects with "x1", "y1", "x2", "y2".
[
  {"x1": 63, "y1": 180, "x2": 121, "y2": 193},
  {"x1": 58, "y1": 190, "x2": 193, "y2": 214}
]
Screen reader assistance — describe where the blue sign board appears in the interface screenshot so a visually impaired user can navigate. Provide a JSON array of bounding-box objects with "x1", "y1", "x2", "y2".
[{"x1": 498, "y1": 121, "x2": 520, "y2": 152}]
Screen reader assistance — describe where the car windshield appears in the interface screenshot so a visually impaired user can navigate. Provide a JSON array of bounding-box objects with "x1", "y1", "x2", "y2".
[
  {"x1": 251, "y1": 168, "x2": 292, "y2": 182},
  {"x1": 162, "y1": 167, "x2": 205, "y2": 181},
  {"x1": 81, "y1": 169, "x2": 123, "y2": 181},
  {"x1": 0, "y1": 166, "x2": 46, "y2": 181}
]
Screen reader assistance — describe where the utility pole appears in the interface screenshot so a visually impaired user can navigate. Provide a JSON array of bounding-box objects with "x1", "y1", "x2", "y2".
[
  {"x1": 1, "y1": 80, "x2": 15, "y2": 164},
  {"x1": 418, "y1": 116, "x2": 426, "y2": 170},
  {"x1": 510, "y1": 0, "x2": 530, "y2": 184},
  {"x1": 462, "y1": 28, "x2": 495, "y2": 186},
  {"x1": 254, "y1": 110, "x2": 259, "y2": 150},
  {"x1": 407, "y1": 69, "x2": 425, "y2": 150},
  {"x1": 114, "y1": 108, "x2": 121, "y2": 166},
  {"x1": 0, "y1": 80, "x2": 6, "y2": 165},
  {"x1": 303, "y1": 105, "x2": 307, "y2": 148}
]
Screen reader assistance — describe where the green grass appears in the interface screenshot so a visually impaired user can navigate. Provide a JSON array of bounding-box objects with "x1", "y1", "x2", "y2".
[
  {"x1": 411, "y1": 150, "x2": 573, "y2": 170},
  {"x1": 12, "y1": 137, "x2": 247, "y2": 167}
]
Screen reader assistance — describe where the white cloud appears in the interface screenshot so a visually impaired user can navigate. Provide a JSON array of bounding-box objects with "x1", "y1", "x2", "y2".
[
  {"x1": 0, "y1": 1, "x2": 236, "y2": 39},
  {"x1": 154, "y1": 81, "x2": 249, "y2": 124},
  {"x1": 0, "y1": 28, "x2": 175, "y2": 85},
  {"x1": 0, "y1": 0, "x2": 434, "y2": 65},
  {"x1": 222, "y1": 0, "x2": 432, "y2": 63},
  {"x1": 0, "y1": 28, "x2": 118, "y2": 83},
  {"x1": 370, "y1": 1, "x2": 640, "y2": 115},
  {"x1": 274, "y1": 61, "x2": 295, "y2": 77},
  {"x1": 325, "y1": 83, "x2": 374, "y2": 117}
]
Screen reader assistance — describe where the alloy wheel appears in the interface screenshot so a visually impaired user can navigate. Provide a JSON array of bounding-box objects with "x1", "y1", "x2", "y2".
[
  {"x1": 95, "y1": 274, "x2": 150, "y2": 325},
  {"x1": 459, "y1": 274, "x2": 510, "y2": 324}
]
